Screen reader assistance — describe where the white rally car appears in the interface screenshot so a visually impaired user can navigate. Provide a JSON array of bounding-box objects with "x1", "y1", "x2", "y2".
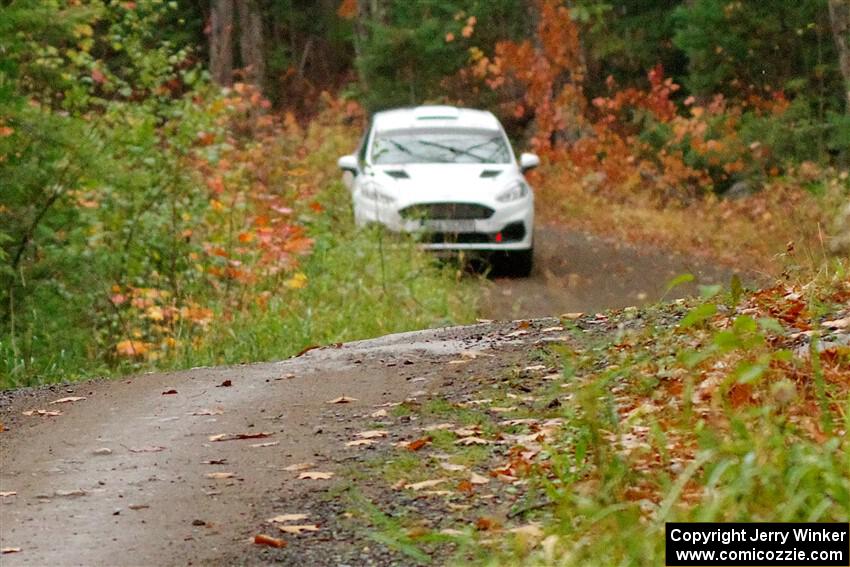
[{"x1": 338, "y1": 105, "x2": 538, "y2": 276}]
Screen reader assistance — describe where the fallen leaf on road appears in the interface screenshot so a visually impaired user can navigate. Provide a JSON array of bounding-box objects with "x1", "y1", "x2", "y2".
[
  {"x1": 523, "y1": 364, "x2": 547, "y2": 372},
  {"x1": 404, "y1": 437, "x2": 431, "y2": 451},
  {"x1": 406, "y1": 478, "x2": 447, "y2": 491},
  {"x1": 278, "y1": 524, "x2": 319, "y2": 535},
  {"x1": 49, "y1": 396, "x2": 85, "y2": 405},
  {"x1": 560, "y1": 312, "x2": 584, "y2": 320},
  {"x1": 126, "y1": 445, "x2": 166, "y2": 453},
  {"x1": 92, "y1": 447, "x2": 112, "y2": 455},
  {"x1": 489, "y1": 406, "x2": 517, "y2": 413},
  {"x1": 356, "y1": 430, "x2": 388, "y2": 439},
  {"x1": 254, "y1": 534, "x2": 286, "y2": 548},
  {"x1": 161, "y1": 389, "x2": 178, "y2": 395},
  {"x1": 440, "y1": 528, "x2": 465, "y2": 536},
  {"x1": 541, "y1": 326, "x2": 564, "y2": 333},
  {"x1": 823, "y1": 317, "x2": 850, "y2": 329},
  {"x1": 476, "y1": 516, "x2": 500, "y2": 531},
  {"x1": 202, "y1": 459, "x2": 227, "y2": 465},
  {"x1": 217, "y1": 379, "x2": 232, "y2": 387},
  {"x1": 455, "y1": 436, "x2": 490, "y2": 446},
  {"x1": 298, "y1": 471, "x2": 333, "y2": 480},
  {"x1": 55, "y1": 489, "x2": 86, "y2": 497},
  {"x1": 191, "y1": 408, "x2": 223, "y2": 416},
  {"x1": 22, "y1": 409, "x2": 62, "y2": 417},
  {"x1": 0, "y1": 491, "x2": 17, "y2": 497},
  {"x1": 326, "y1": 396, "x2": 357, "y2": 404},
  {"x1": 250, "y1": 441, "x2": 279, "y2": 448},
  {"x1": 505, "y1": 330, "x2": 528, "y2": 338},
  {"x1": 510, "y1": 524, "x2": 545, "y2": 545},
  {"x1": 469, "y1": 472, "x2": 490, "y2": 485},
  {"x1": 1, "y1": 547, "x2": 22, "y2": 554},
  {"x1": 205, "y1": 472, "x2": 236, "y2": 479},
  {"x1": 282, "y1": 462, "x2": 314, "y2": 472},
  {"x1": 268, "y1": 514, "x2": 308, "y2": 523},
  {"x1": 128, "y1": 504, "x2": 150, "y2": 510},
  {"x1": 452, "y1": 427, "x2": 481, "y2": 437},
  {"x1": 370, "y1": 409, "x2": 388, "y2": 418},
  {"x1": 209, "y1": 432, "x2": 273, "y2": 442},
  {"x1": 439, "y1": 462, "x2": 466, "y2": 472},
  {"x1": 500, "y1": 418, "x2": 538, "y2": 426},
  {"x1": 457, "y1": 479, "x2": 474, "y2": 494},
  {"x1": 345, "y1": 439, "x2": 376, "y2": 447}
]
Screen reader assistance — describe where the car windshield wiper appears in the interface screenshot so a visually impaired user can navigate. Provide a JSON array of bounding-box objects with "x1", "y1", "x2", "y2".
[{"x1": 416, "y1": 140, "x2": 489, "y2": 163}]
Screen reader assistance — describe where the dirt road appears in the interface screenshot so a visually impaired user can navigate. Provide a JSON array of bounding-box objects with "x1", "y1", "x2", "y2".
[
  {"x1": 0, "y1": 226, "x2": 741, "y2": 565},
  {"x1": 482, "y1": 224, "x2": 739, "y2": 319}
]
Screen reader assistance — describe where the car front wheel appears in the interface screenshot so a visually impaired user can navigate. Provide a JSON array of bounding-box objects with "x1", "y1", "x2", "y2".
[{"x1": 502, "y1": 247, "x2": 534, "y2": 277}]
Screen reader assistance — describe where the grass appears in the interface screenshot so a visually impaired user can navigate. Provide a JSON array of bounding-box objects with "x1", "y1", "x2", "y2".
[
  {"x1": 350, "y1": 270, "x2": 850, "y2": 566},
  {"x1": 0, "y1": 183, "x2": 478, "y2": 388}
]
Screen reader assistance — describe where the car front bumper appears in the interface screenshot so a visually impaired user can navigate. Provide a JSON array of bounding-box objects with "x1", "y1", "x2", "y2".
[{"x1": 354, "y1": 196, "x2": 534, "y2": 251}]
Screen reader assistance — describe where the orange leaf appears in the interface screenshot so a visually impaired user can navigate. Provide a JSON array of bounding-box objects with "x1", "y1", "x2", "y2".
[{"x1": 254, "y1": 534, "x2": 286, "y2": 548}]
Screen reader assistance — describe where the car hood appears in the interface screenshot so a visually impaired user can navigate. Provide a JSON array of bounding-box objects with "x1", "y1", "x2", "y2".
[{"x1": 366, "y1": 163, "x2": 520, "y2": 205}]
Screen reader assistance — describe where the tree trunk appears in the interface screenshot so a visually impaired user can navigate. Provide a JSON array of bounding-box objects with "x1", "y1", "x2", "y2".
[
  {"x1": 209, "y1": 0, "x2": 234, "y2": 86},
  {"x1": 236, "y1": 0, "x2": 265, "y2": 91},
  {"x1": 828, "y1": 0, "x2": 850, "y2": 112}
]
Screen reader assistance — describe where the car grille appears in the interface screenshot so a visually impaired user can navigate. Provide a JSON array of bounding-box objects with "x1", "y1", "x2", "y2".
[
  {"x1": 399, "y1": 202, "x2": 494, "y2": 220},
  {"x1": 419, "y1": 222, "x2": 526, "y2": 244}
]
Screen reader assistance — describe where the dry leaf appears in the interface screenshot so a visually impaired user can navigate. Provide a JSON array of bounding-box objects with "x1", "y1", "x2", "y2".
[
  {"x1": 406, "y1": 478, "x2": 447, "y2": 491},
  {"x1": 489, "y1": 406, "x2": 517, "y2": 413},
  {"x1": 405, "y1": 437, "x2": 431, "y2": 451},
  {"x1": 561, "y1": 312, "x2": 584, "y2": 320},
  {"x1": 22, "y1": 409, "x2": 62, "y2": 417},
  {"x1": 452, "y1": 427, "x2": 481, "y2": 437},
  {"x1": 218, "y1": 379, "x2": 232, "y2": 387},
  {"x1": 1, "y1": 548, "x2": 22, "y2": 554},
  {"x1": 209, "y1": 432, "x2": 272, "y2": 442},
  {"x1": 0, "y1": 491, "x2": 17, "y2": 497},
  {"x1": 282, "y1": 462, "x2": 314, "y2": 472},
  {"x1": 345, "y1": 439, "x2": 376, "y2": 447},
  {"x1": 250, "y1": 441, "x2": 279, "y2": 448},
  {"x1": 370, "y1": 409, "x2": 388, "y2": 418},
  {"x1": 476, "y1": 516, "x2": 500, "y2": 531},
  {"x1": 191, "y1": 408, "x2": 223, "y2": 416},
  {"x1": 278, "y1": 524, "x2": 319, "y2": 535},
  {"x1": 202, "y1": 459, "x2": 227, "y2": 465},
  {"x1": 127, "y1": 445, "x2": 166, "y2": 453},
  {"x1": 49, "y1": 396, "x2": 85, "y2": 405},
  {"x1": 455, "y1": 436, "x2": 490, "y2": 446},
  {"x1": 505, "y1": 330, "x2": 528, "y2": 338},
  {"x1": 205, "y1": 472, "x2": 235, "y2": 479},
  {"x1": 268, "y1": 513, "x2": 308, "y2": 523},
  {"x1": 439, "y1": 528, "x2": 465, "y2": 536},
  {"x1": 523, "y1": 364, "x2": 547, "y2": 371},
  {"x1": 55, "y1": 489, "x2": 86, "y2": 497},
  {"x1": 326, "y1": 396, "x2": 358, "y2": 404},
  {"x1": 823, "y1": 317, "x2": 850, "y2": 329},
  {"x1": 356, "y1": 430, "x2": 387, "y2": 439},
  {"x1": 541, "y1": 326, "x2": 564, "y2": 333},
  {"x1": 298, "y1": 471, "x2": 333, "y2": 480},
  {"x1": 254, "y1": 534, "x2": 286, "y2": 548},
  {"x1": 439, "y1": 462, "x2": 466, "y2": 472},
  {"x1": 161, "y1": 389, "x2": 178, "y2": 395},
  {"x1": 469, "y1": 472, "x2": 490, "y2": 485}
]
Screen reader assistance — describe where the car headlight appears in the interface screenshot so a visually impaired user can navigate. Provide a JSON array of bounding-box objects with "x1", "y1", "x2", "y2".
[
  {"x1": 496, "y1": 180, "x2": 529, "y2": 203},
  {"x1": 359, "y1": 181, "x2": 395, "y2": 205}
]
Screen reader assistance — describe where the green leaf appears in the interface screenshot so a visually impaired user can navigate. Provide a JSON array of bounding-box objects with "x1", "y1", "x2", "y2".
[
  {"x1": 680, "y1": 303, "x2": 717, "y2": 328},
  {"x1": 665, "y1": 273, "x2": 695, "y2": 294}
]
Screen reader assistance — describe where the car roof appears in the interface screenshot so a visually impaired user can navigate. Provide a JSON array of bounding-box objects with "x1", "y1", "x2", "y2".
[{"x1": 372, "y1": 105, "x2": 502, "y2": 133}]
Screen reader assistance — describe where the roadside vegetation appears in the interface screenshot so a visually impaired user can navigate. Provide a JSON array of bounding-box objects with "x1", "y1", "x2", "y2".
[
  {"x1": 336, "y1": 273, "x2": 848, "y2": 565},
  {"x1": 0, "y1": 2, "x2": 475, "y2": 388}
]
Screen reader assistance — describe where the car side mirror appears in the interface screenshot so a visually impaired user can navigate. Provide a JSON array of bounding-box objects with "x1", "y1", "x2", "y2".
[
  {"x1": 519, "y1": 152, "x2": 540, "y2": 172},
  {"x1": 338, "y1": 155, "x2": 359, "y2": 175}
]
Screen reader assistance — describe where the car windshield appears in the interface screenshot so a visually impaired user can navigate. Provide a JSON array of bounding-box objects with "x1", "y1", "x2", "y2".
[{"x1": 370, "y1": 128, "x2": 511, "y2": 165}]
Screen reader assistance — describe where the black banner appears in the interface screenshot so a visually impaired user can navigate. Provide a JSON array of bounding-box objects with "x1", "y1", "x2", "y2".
[{"x1": 666, "y1": 523, "x2": 849, "y2": 566}]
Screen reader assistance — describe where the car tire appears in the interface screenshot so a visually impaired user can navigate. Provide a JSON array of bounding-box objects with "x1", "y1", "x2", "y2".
[{"x1": 503, "y1": 247, "x2": 534, "y2": 277}]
